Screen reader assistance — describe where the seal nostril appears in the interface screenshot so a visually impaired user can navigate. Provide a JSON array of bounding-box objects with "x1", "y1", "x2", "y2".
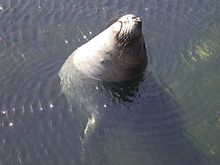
[{"x1": 135, "y1": 17, "x2": 141, "y2": 23}]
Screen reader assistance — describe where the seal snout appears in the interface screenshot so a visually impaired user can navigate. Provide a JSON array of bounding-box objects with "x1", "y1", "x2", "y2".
[
  {"x1": 134, "y1": 17, "x2": 141, "y2": 23},
  {"x1": 118, "y1": 14, "x2": 142, "y2": 23},
  {"x1": 131, "y1": 16, "x2": 141, "y2": 23}
]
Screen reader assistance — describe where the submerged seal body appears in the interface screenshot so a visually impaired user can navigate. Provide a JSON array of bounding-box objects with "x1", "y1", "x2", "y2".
[
  {"x1": 59, "y1": 14, "x2": 148, "y2": 162},
  {"x1": 73, "y1": 14, "x2": 147, "y2": 81}
]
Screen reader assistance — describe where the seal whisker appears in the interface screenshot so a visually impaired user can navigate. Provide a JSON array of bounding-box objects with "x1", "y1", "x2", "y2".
[{"x1": 118, "y1": 44, "x2": 127, "y2": 60}]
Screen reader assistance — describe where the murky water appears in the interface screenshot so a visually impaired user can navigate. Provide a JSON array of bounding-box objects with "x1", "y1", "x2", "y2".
[{"x1": 0, "y1": 0, "x2": 220, "y2": 164}]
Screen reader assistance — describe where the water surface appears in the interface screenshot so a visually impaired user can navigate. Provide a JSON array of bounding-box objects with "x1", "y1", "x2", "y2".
[{"x1": 0, "y1": 0, "x2": 220, "y2": 164}]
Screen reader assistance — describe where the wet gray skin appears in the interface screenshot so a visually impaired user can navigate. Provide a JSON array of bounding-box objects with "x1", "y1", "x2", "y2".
[{"x1": 72, "y1": 14, "x2": 147, "y2": 82}]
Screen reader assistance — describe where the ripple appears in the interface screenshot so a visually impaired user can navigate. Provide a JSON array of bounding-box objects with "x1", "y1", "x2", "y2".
[
  {"x1": 140, "y1": 0, "x2": 216, "y2": 86},
  {"x1": 0, "y1": 0, "x2": 219, "y2": 164}
]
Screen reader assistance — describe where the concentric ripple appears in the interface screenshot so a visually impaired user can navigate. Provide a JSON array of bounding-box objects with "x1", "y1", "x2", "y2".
[{"x1": 0, "y1": 0, "x2": 220, "y2": 165}]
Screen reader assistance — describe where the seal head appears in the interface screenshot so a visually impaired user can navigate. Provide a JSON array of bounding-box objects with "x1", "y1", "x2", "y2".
[{"x1": 73, "y1": 14, "x2": 147, "y2": 81}]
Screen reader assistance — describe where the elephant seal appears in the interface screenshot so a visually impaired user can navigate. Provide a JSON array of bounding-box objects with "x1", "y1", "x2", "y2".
[{"x1": 73, "y1": 14, "x2": 147, "y2": 81}]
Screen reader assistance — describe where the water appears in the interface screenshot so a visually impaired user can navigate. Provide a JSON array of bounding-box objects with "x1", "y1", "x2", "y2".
[{"x1": 0, "y1": 0, "x2": 220, "y2": 164}]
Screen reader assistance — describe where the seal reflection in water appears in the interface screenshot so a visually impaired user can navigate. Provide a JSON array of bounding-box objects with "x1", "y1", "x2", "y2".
[{"x1": 59, "y1": 14, "x2": 148, "y2": 162}]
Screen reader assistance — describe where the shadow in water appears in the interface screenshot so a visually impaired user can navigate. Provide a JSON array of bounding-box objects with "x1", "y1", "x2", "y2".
[{"x1": 59, "y1": 58, "x2": 210, "y2": 165}]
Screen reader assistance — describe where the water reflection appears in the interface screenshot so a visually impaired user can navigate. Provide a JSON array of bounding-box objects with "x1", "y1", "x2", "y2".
[
  {"x1": 168, "y1": 25, "x2": 220, "y2": 163},
  {"x1": 59, "y1": 58, "x2": 209, "y2": 164}
]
